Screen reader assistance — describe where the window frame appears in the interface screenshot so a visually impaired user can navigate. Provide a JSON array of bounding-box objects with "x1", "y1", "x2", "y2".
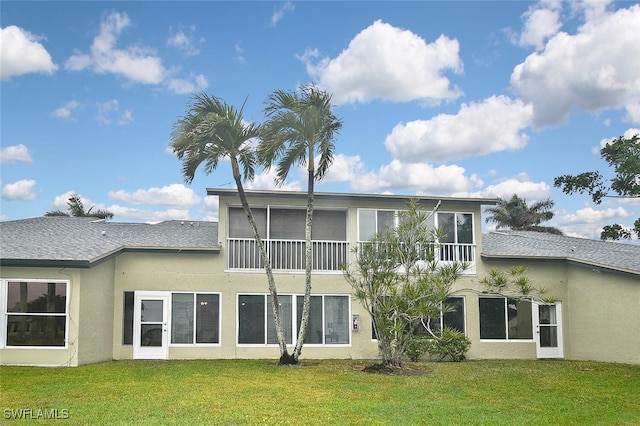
[
  {"x1": 479, "y1": 296, "x2": 534, "y2": 341},
  {"x1": 236, "y1": 293, "x2": 351, "y2": 346},
  {"x1": 434, "y1": 212, "x2": 475, "y2": 245},
  {"x1": 357, "y1": 208, "x2": 399, "y2": 243},
  {"x1": 1, "y1": 279, "x2": 70, "y2": 349},
  {"x1": 170, "y1": 292, "x2": 222, "y2": 346}
]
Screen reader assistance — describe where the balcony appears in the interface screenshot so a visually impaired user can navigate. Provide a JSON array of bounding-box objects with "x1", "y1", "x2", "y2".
[{"x1": 226, "y1": 238, "x2": 349, "y2": 272}]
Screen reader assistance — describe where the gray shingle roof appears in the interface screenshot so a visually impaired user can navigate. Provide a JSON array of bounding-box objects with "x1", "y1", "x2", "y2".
[
  {"x1": 0, "y1": 217, "x2": 219, "y2": 267},
  {"x1": 482, "y1": 230, "x2": 640, "y2": 276}
]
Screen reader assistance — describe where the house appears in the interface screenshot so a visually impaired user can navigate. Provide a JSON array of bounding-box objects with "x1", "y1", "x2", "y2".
[{"x1": 1, "y1": 189, "x2": 638, "y2": 366}]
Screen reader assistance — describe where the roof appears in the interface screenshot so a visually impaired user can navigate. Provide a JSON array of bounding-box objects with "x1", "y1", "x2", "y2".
[
  {"x1": 207, "y1": 188, "x2": 499, "y2": 206},
  {"x1": 0, "y1": 217, "x2": 219, "y2": 268},
  {"x1": 482, "y1": 230, "x2": 640, "y2": 276}
]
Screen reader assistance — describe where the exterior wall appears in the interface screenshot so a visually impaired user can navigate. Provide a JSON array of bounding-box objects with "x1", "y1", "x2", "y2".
[
  {"x1": 565, "y1": 266, "x2": 640, "y2": 365},
  {"x1": 0, "y1": 267, "x2": 82, "y2": 366},
  {"x1": 77, "y1": 259, "x2": 116, "y2": 365}
]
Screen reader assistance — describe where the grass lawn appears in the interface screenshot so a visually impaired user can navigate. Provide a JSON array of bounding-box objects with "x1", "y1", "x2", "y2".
[{"x1": 1, "y1": 359, "x2": 639, "y2": 425}]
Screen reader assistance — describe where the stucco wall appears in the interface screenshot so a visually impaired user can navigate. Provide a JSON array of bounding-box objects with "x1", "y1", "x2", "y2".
[{"x1": 77, "y1": 259, "x2": 116, "y2": 365}]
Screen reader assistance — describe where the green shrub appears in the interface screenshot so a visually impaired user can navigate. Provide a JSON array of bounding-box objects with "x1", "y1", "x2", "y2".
[
  {"x1": 426, "y1": 327, "x2": 471, "y2": 362},
  {"x1": 406, "y1": 335, "x2": 432, "y2": 362}
]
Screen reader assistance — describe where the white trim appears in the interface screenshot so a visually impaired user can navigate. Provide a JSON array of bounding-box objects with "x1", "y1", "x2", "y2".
[
  {"x1": 534, "y1": 302, "x2": 564, "y2": 359},
  {"x1": 133, "y1": 291, "x2": 170, "y2": 360}
]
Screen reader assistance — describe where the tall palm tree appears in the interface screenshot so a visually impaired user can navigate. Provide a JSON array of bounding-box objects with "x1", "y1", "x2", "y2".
[
  {"x1": 485, "y1": 194, "x2": 562, "y2": 234},
  {"x1": 260, "y1": 84, "x2": 343, "y2": 362},
  {"x1": 170, "y1": 93, "x2": 291, "y2": 362},
  {"x1": 45, "y1": 193, "x2": 114, "y2": 220}
]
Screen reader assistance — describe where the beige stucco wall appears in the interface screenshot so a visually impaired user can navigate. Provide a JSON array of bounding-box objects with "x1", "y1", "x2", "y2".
[
  {"x1": 0, "y1": 267, "x2": 82, "y2": 366},
  {"x1": 77, "y1": 259, "x2": 115, "y2": 365}
]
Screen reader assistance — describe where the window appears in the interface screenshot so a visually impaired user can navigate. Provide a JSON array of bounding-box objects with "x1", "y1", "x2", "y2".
[
  {"x1": 123, "y1": 292, "x2": 134, "y2": 345},
  {"x1": 171, "y1": 293, "x2": 220, "y2": 344},
  {"x1": 3, "y1": 280, "x2": 68, "y2": 347},
  {"x1": 479, "y1": 297, "x2": 533, "y2": 340},
  {"x1": 237, "y1": 294, "x2": 349, "y2": 345},
  {"x1": 436, "y1": 212, "x2": 474, "y2": 263},
  {"x1": 358, "y1": 209, "x2": 397, "y2": 242},
  {"x1": 427, "y1": 296, "x2": 466, "y2": 334}
]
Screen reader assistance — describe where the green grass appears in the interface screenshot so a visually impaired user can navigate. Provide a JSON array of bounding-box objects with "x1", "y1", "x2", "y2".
[{"x1": 1, "y1": 359, "x2": 639, "y2": 425}]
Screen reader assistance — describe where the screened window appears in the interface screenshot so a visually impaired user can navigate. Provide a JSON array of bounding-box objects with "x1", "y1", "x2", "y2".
[
  {"x1": 358, "y1": 209, "x2": 397, "y2": 241},
  {"x1": 123, "y1": 291, "x2": 134, "y2": 345},
  {"x1": 4, "y1": 280, "x2": 68, "y2": 347},
  {"x1": 479, "y1": 297, "x2": 533, "y2": 340},
  {"x1": 237, "y1": 294, "x2": 348, "y2": 345},
  {"x1": 437, "y1": 212, "x2": 473, "y2": 244},
  {"x1": 171, "y1": 293, "x2": 220, "y2": 344},
  {"x1": 426, "y1": 296, "x2": 466, "y2": 334}
]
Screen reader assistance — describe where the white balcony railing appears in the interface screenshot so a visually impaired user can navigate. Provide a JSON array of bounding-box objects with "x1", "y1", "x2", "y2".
[{"x1": 226, "y1": 238, "x2": 349, "y2": 272}]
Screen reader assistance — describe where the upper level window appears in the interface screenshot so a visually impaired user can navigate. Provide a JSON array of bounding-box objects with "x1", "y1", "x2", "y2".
[
  {"x1": 3, "y1": 280, "x2": 68, "y2": 347},
  {"x1": 358, "y1": 209, "x2": 397, "y2": 242},
  {"x1": 436, "y1": 212, "x2": 473, "y2": 245}
]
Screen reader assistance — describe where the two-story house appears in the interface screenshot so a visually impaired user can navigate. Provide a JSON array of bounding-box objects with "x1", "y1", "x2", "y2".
[{"x1": 1, "y1": 189, "x2": 638, "y2": 366}]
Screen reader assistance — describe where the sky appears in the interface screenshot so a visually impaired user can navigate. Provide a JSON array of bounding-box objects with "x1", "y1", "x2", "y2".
[{"x1": 1, "y1": 0, "x2": 639, "y2": 241}]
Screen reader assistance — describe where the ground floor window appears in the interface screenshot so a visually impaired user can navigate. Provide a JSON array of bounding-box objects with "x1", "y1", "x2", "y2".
[
  {"x1": 479, "y1": 297, "x2": 533, "y2": 340},
  {"x1": 172, "y1": 293, "x2": 221, "y2": 344},
  {"x1": 238, "y1": 294, "x2": 349, "y2": 345},
  {"x1": 3, "y1": 280, "x2": 69, "y2": 347}
]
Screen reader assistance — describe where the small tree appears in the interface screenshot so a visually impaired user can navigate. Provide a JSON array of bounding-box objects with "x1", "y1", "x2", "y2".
[
  {"x1": 484, "y1": 194, "x2": 561, "y2": 234},
  {"x1": 45, "y1": 193, "x2": 113, "y2": 220},
  {"x1": 343, "y1": 199, "x2": 466, "y2": 369},
  {"x1": 554, "y1": 134, "x2": 640, "y2": 240},
  {"x1": 480, "y1": 265, "x2": 556, "y2": 304}
]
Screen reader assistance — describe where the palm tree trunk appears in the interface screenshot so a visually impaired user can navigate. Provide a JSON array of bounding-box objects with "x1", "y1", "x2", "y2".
[
  {"x1": 231, "y1": 159, "x2": 291, "y2": 363},
  {"x1": 293, "y1": 163, "x2": 315, "y2": 360}
]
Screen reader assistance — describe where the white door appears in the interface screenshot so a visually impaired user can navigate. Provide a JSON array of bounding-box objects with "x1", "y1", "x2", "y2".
[
  {"x1": 534, "y1": 302, "x2": 563, "y2": 359},
  {"x1": 133, "y1": 292, "x2": 169, "y2": 359}
]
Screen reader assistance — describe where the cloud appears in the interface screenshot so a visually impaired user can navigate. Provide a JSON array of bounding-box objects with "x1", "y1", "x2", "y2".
[
  {"x1": 519, "y1": 3, "x2": 562, "y2": 50},
  {"x1": 95, "y1": 100, "x2": 134, "y2": 126},
  {"x1": 108, "y1": 205, "x2": 194, "y2": 222},
  {"x1": 269, "y1": 1, "x2": 295, "y2": 27},
  {"x1": 385, "y1": 95, "x2": 533, "y2": 163},
  {"x1": 511, "y1": 4, "x2": 640, "y2": 127},
  {"x1": 349, "y1": 160, "x2": 478, "y2": 195},
  {"x1": 167, "y1": 25, "x2": 202, "y2": 56},
  {"x1": 0, "y1": 25, "x2": 58, "y2": 80},
  {"x1": 52, "y1": 100, "x2": 81, "y2": 121},
  {"x1": 0, "y1": 144, "x2": 33, "y2": 164},
  {"x1": 322, "y1": 154, "x2": 367, "y2": 184},
  {"x1": 468, "y1": 178, "x2": 552, "y2": 201},
  {"x1": 246, "y1": 169, "x2": 302, "y2": 191},
  {"x1": 301, "y1": 20, "x2": 463, "y2": 105},
  {"x1": 234, "y1": 41, "x2": 245, "y2": 64},
  {"x1": 2, "y1": 179, "x2": 37, "y2": 201},
  {"x1": 65, "y1": 11, "x2": 166, "y2": 84},
  {"x1": 166, "y1": 73, "x2": 208, "y2": 95},
  {"x1": 108, "y1": 184, "x2": 201, "y2": 208}
]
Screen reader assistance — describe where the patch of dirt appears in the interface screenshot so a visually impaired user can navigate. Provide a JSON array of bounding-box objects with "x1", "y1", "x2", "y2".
[{"x1": 353, "y1": 363, "x2": 430, "y2": 376}]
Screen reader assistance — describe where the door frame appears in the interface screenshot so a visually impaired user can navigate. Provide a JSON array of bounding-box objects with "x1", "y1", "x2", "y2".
[
  {"x1": 133, "y1": 291, "x2": 170, "y2": 360},
  {"x1": 533, "y1": 302, "x2": 564, "y2": 359}
]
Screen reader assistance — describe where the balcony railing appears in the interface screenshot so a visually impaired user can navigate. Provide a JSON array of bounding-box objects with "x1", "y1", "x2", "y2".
[{"x1": 227, "y1": 238, "x2": 349, "y2": 272}]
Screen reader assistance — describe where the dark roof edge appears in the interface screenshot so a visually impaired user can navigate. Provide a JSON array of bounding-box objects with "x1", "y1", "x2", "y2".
[
  {"x1": 0, "y1": 246, "x2": 220, "y2": 269},
  {"x1": 481, "y1": 253, "x2": 640, "y2": 278},
  {"x1": 207, "y1": 188, "x2": 499, "y2": 205}
]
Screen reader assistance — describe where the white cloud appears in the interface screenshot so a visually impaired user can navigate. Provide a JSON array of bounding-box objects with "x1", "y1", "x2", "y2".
[
  {"x1": 0, "y1": 25, "x2": 58, "y2": 80},
  {"x1": 2, "y1": 179, "x2": 37, "y2": 201},
  {"x1": 468, "y1": 178, "x2": 552, "y2": 201},
  {"x1": 519, "y1": 4, "x2": 562, "y2": 50},
  {"x1": 166, "y1": 73, "x2": 208, "y2": 95},
  {"x1": 234, "y1": 41, "x2": 245, "y2": 64},
  {"x1": 269, "y1": 1, "x2": 295, "y2": 27},
  {"x1": 0, "y1": 144, "x2": 33, "y2": 164},
  {"x1": 322, "y1": 154, "x2": 366, "y2": 184},
  {"x1": 561, "y1": 206, "x2": 633, "y2": 225},
  {"x1": 95, "y1": 100, "x2": 134, "y2": 126},
  {"x1": 108, "y1": 205, "x2": 193, "y2": 222},
  {"x1": 167, "y1": 26, "x2": 201, "y2": 56},
  {"x1": 350, "y1": 160, "x2": 477, "y2": 195},
  {"x1": 65, "y1": 11, "x2": 166, "y2": 85},
  {"x1": 108, "y1": 184, "x2": 201, "y2": 208},
  {"x1": 511, "y1": 4, "x2": 640, "y2": 127},
  {"x1": 302, "y1": 20, "x2": 463, "y2": 105},
  {"x1": 246, "y1": 169, "x2": 302, "y2": 191},
  {"x1": 597, "y1": 128, "x2": 640, "y2": 151},
  {"x1": 385, "y1": 95, "x2": 533, "y2": 163},
  {"x1": 52, "y1": 100, "x2": 81, "y2": 121}
]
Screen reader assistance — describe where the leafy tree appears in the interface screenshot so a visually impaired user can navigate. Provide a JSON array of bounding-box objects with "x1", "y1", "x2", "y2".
[
  {"x1": 342, "y1": 200, "x2": 466, "y2": 369},
  {"x1": 260, "y1": 84, "x2": 343, "y2": 363},
  {"x1": 170, "y1": 93, "x2": 291, "y2": 363},
  {"x1": 45, "y1": 193, "x2": 113, "y2": 220},
  {"x1": 484, "y1": 194, "x2": 561, "y2": 234},
  {"x1": 480, "y1": 266, "x2": 555, "y2": 304},
  {"x1": 554, "y1": 134, "x2": 640, "y2": 240}
]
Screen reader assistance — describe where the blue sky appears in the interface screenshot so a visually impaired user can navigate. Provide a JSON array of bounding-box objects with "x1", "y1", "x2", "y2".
[{"x1": 1, "y1": 1, "x2": 639, "y2": 240}]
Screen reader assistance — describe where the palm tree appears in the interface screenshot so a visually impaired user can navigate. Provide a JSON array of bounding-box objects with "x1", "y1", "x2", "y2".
[
  {"x1": 485, "y1": 194, "x2": 562, "y2": 234},
  {"x1": 260, "y1": 84, "x2": 343, "y2": 362},
  {"x1": 170, "y1": 93, "x2": 291, "y2": 362},
  {"x1": 45, "y1": 193, "x2": 113, "y2": 219}
]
